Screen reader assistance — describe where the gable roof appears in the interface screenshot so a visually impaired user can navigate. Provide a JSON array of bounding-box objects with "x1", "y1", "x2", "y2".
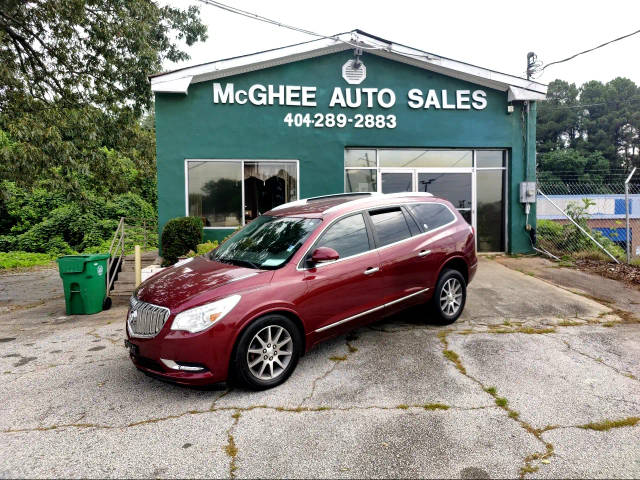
[{"x1": 150, "y1": 29, "x2": 547, "y2": 101}]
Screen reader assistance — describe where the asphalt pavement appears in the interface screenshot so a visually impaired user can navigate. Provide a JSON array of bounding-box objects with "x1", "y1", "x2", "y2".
[{"x1": 0, "y1": 257, "x2": 639, "y2": 478}]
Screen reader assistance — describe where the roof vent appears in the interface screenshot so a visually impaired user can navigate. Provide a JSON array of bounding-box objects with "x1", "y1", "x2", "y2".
[{"x1": 342, "y1": 59, "x2": 367, "y2": 85}]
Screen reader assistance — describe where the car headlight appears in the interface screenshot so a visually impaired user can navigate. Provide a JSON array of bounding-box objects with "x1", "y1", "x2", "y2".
[{"x1": 170, "y1": 295, "x2": 241, "y2": 333}]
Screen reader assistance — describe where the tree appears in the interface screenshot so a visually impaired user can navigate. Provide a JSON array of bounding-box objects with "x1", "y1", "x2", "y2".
[
  {"x1": 0, "y1": 1, "x2": 207, "y2": 191},
  {"x1": 536, "y1": 79, "x2": 581, "y2": 153},
  {"x1": 0, "y1": 0, "x2": 207, "y2": 114},
  {"x1": 536, "y1": 77, "x2": 640, "y2": 177}
]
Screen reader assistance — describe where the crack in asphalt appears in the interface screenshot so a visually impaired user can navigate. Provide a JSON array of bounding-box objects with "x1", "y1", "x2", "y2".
[
  {"x1": 556, "y1": 338, "x2": 638, "y2": 382},
  {"x1": 224, "y1": 411, "x2": 241, "y2": 478},
  {"x1": 436, "y1": 330, "x2": 555, "y2": 479},
  {"x1": 298, "y1": 334, "x2": 359, "y2": 407},
  {"x1": 1, "y1": 403, "x2": 499, "y2": 435}
]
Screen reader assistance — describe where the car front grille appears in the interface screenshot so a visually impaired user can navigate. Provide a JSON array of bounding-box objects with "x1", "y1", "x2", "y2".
[{"x1": 128, "y1": 297, "x2": 171, "y2": 338}]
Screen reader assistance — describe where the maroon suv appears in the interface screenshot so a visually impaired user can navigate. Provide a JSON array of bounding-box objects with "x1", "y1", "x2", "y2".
[{"x1": 125, "y1": 192, "x2": 477, "y2": 389}]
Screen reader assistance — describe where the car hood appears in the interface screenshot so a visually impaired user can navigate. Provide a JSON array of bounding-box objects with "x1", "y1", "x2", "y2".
[{"x1": 135, "y1": 256, "x2": 264, "y2": 309}]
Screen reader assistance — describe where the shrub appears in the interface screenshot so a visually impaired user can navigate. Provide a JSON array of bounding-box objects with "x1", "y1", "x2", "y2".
[
  {"x1": 187, "y1": 240, "x2": 219, "y2": 257},
  {"x1": 161, "y1": 217, "x2": 203, "y2": 265},
  {"x1": 105, "y1": 192, "x2": 155, "y2": 220}
]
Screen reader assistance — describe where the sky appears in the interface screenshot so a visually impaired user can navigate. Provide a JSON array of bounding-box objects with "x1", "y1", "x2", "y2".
[{"x1": 161, "y1": 0, "x2": 640, "y2": 89}]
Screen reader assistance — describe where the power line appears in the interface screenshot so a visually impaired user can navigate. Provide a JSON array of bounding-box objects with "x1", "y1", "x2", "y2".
[
  {"x1": 194, "y1": 0, "x2": 384, "y2": 51},
  {"x1": 540, "y1": 27, "x2": 640, "y2": 72},
  {"x1": 194, "y1": 0, "x2": 443, "y2": 63},
  {"x1": 539, "y1": 97, "x2": 640, "y2": 111}
]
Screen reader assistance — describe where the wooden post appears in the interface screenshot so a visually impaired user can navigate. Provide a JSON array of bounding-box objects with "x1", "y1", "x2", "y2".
[{"x1": 135, "y1": 245, "x2": 142, "y2": 287}]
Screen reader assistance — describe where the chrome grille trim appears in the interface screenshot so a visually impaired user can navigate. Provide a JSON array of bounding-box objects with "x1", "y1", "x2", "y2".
[{"x1": 128, "y1": 297, "x2": 171, "y2": 338}]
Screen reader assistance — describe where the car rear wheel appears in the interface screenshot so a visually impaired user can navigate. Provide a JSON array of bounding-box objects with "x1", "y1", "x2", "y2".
[
  {"x1": 233, "y1": 314, "x2": 302, "y2": 390},
  {"x1": 430, "y1": 269, "x2": 466, "y2": 325}
]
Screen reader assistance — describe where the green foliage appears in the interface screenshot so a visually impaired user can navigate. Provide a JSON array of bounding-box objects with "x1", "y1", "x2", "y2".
[
  {"x1": 1, "y1": 0, "x2": 207, "y2": 114},
  {"x1": 187, "y1": 240, "x2": 220, "y2": 258},
  {"x1": 537, "y1": 200, "x2": 626, "y2": 261},
  {"x1": 161, "y1": 217, "x2": 203, "y2": 265},
  {"x1": 537, "y1": 150, "x2": 610, "y2": 185},
  {"x1": 0, "y1": 251, "x2": 57, "y2": 270},
  {"x1": 537, "y1": 77, "x2": 640, "y2": 176}
]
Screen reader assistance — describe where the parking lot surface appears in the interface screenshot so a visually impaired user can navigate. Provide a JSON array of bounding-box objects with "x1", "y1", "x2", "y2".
[{"x1": 1, "y1": 257, "x2": 639, "y2": 478}]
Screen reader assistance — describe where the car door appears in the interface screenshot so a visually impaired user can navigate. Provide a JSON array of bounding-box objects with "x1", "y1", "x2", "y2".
[
  {"x1": 367, "y1": 206, "x2": 428, "y2": 307},
  {"x1": 405, "y1": 202, "x2": 459, "y2": 289},
  {"x1": 297, "y1": 212, "x2": 383, "y2": 339}
]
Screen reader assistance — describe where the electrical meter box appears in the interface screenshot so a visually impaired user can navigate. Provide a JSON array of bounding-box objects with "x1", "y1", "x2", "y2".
[{"x1": 519, "y1": 182, "x2": 536, "y2": 203}]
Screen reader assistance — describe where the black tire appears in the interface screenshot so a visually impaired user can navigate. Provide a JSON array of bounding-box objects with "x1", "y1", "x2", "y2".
[
  {"x1": 430, "y1": 269, "x2": 466, "y2": 325},
  {"x1": 232, "y1": 314, "x2": 302, "y2": 390},
  {"x1": 102, "y1": 296, "x2": 112, "y2": 311}
]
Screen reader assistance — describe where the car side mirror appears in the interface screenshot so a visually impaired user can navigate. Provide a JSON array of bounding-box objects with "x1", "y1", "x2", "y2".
[{"x1": 309, "y1": 247, "x2": 339, "y2": 265}]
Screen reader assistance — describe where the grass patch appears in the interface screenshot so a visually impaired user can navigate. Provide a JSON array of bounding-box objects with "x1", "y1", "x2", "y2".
[
  {"x1": 396, "y1": 404, "x2": 409, "y2": 410},
  {"x1": 224, "y1": 434, "x2": 238, "y2": 458},
  {"x1": 509, "y1": 410, "x2": 520, "y2": 420},
  {"x1": 557, "y1": 319, "x2": 583, "y2": 327},
  {"x1": 579, "y1": 417, "x2": 640, "y2": 431},
  {"x1": 443, "y1": 349, "x2": 466, "y2": 374},
  {"x1": 0, "y1": 251, "x2": 57, "y2": 270},
  {"x1": 520, "y1": 464, "x2": 539, "y2": 476},
  {"x1": 423, "y1": 403, "x2": 450, "y2": 411},
  {"x1": 484, "y1": 386, "x2": 497, "y2": 395},
  {"x1": 495, "y1": 397, "x2": 508, "y2": 407},
  {"x1": 329, "y1": 355, "x2": 347, "y2": 362}
]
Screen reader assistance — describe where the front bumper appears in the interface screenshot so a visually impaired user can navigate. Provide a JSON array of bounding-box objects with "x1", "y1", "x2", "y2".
[{"x1": 125, "y1": 312, "x2": 234, "y2": 386}]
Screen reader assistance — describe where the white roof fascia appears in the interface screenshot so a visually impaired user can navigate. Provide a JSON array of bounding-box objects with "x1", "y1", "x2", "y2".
[
  {"x1": 151, "y1": 75, "x2": 193, "y2": 94},
  {"x1": 150, "y1": 31, "x2": 547, "y2": 99},
  {"x1": 508, "y1": 85, "x2": 547, "y2": 102},
  {"x1": 150, "y1": 38, "x2": 352, "y2": 94}
]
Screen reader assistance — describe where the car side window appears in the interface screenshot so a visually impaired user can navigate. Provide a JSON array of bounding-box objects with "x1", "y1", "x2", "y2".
[
  {"x1": 369, "y1": 208, "x2": 412, "y2": 247},
  {"x1": 408, "y1": 203, "x2": 456, "y2": 232},
  {"x1": 315, "y1": 214, "x2": 370, "y2": 259}
]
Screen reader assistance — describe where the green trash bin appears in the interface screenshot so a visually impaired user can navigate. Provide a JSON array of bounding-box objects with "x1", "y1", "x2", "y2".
[{"x1": 57, "y1": 253, "x2": 111, "y2": 315}]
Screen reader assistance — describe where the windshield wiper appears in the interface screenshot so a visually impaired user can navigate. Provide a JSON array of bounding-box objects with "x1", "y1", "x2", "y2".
[{"x1": 226, "y1": 258, "x2": 261, "y2": 269}]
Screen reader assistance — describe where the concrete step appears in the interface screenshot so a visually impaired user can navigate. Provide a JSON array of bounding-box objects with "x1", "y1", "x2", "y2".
[
  {"x1": 110, "y1": 289, "x2": 134, "y2": 297},
  {"x1": 116, "y1": 271, "x2": 135, "y2": 282}
]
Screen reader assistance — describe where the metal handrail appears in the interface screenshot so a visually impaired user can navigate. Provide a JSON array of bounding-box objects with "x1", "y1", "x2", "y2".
[
  {"x1": 105, "y1": 216, "x2": 158, "y2": 295},
  {"x1": 106, "y1": 218, "x2": 126, "y2": 294}
]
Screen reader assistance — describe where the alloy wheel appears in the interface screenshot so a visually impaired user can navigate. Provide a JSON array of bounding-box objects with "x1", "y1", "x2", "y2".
[
  {"x1": 440, "y1": 277, "x2": 463, "y2": 316},
  {"x1": 246, "y1": 325, "x2": 293, "y2": 381}
]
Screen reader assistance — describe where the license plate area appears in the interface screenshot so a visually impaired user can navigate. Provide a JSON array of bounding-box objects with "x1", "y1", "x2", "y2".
[{"x1": 124, "y1": 339, "x2": 139, "y2": 357}]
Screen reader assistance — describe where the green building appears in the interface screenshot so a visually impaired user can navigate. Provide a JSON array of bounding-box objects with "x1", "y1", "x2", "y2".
[{"x1": 151, "y1": 30, "x2": 546, "y2": 253}]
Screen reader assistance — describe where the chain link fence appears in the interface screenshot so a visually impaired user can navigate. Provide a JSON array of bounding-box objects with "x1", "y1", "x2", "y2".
[{"x1": 536, "y1": 181, "x2": 640, "y2": 264}]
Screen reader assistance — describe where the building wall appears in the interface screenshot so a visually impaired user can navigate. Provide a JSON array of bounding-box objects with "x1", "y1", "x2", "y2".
[{"x1": 155, "y1": 50, "x2": 534, "y2": 253}]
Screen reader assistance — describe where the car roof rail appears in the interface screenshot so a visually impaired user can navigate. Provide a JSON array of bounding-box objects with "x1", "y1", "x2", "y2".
[{"x1": 306, "y1": 192, "x2": 376, "y2": 202}]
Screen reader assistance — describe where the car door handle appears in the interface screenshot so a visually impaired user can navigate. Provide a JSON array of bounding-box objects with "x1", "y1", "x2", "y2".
[
  {"x1": 418, "y1": 250, "x2": 431, "y2": 257},
  {"x1": 364, "y1": 267, "x2": 379, "y2": 275}
]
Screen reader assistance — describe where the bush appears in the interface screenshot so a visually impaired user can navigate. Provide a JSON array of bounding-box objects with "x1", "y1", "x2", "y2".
[
  {"x1": 161, "y1": 217, "x2": 203, "y2": 265},
  {"x1": 187, "y1": 240, "x2": 219, "y2": 257}
]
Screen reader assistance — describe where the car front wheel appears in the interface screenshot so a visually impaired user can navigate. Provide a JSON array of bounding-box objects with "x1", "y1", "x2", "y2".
[
  {"x1": 430, "y1": 269, "x2": 466, "y2": 325},
  {"x1": 232, "y1": 314, "x2": 302, "y2": 390}
]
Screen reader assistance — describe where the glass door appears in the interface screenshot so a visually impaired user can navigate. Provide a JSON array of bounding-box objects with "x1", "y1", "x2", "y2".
[
  {"x1": 416, "y1": 171, "x2": 473, "y2": 224},
  {"x1": 379, "y1": 170, "x2": 413, "y2": 194}
]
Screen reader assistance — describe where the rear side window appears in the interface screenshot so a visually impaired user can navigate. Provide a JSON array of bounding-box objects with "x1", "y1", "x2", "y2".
[
  {"x1": 369, "y1": 208, "x2": 412, "y2": 247},
  {"x1": 316, "y1": 214, "x2": 370, "y2": 258},
  {"x1": 408, "y1": 203, "x2": 456, "y2": 232}
]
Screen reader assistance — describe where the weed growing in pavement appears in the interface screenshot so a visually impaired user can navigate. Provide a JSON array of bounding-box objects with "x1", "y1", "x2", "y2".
[{"x1": 579, "y1": 417, "x2": 640, "y2": 431}]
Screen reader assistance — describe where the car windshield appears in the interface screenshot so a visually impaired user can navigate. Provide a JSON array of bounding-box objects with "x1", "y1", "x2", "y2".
[{"x1": 209, "y1": 216, "x2": 321, "y2": 270}]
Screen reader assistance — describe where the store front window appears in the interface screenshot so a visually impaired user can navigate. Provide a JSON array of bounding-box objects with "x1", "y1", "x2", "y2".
[
  {"x1": 187, "y1": 160, "x2": 298, "y2": 227},
  {"x1": 345, "y1": 149, "x2": 506, "y2": 251}
]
